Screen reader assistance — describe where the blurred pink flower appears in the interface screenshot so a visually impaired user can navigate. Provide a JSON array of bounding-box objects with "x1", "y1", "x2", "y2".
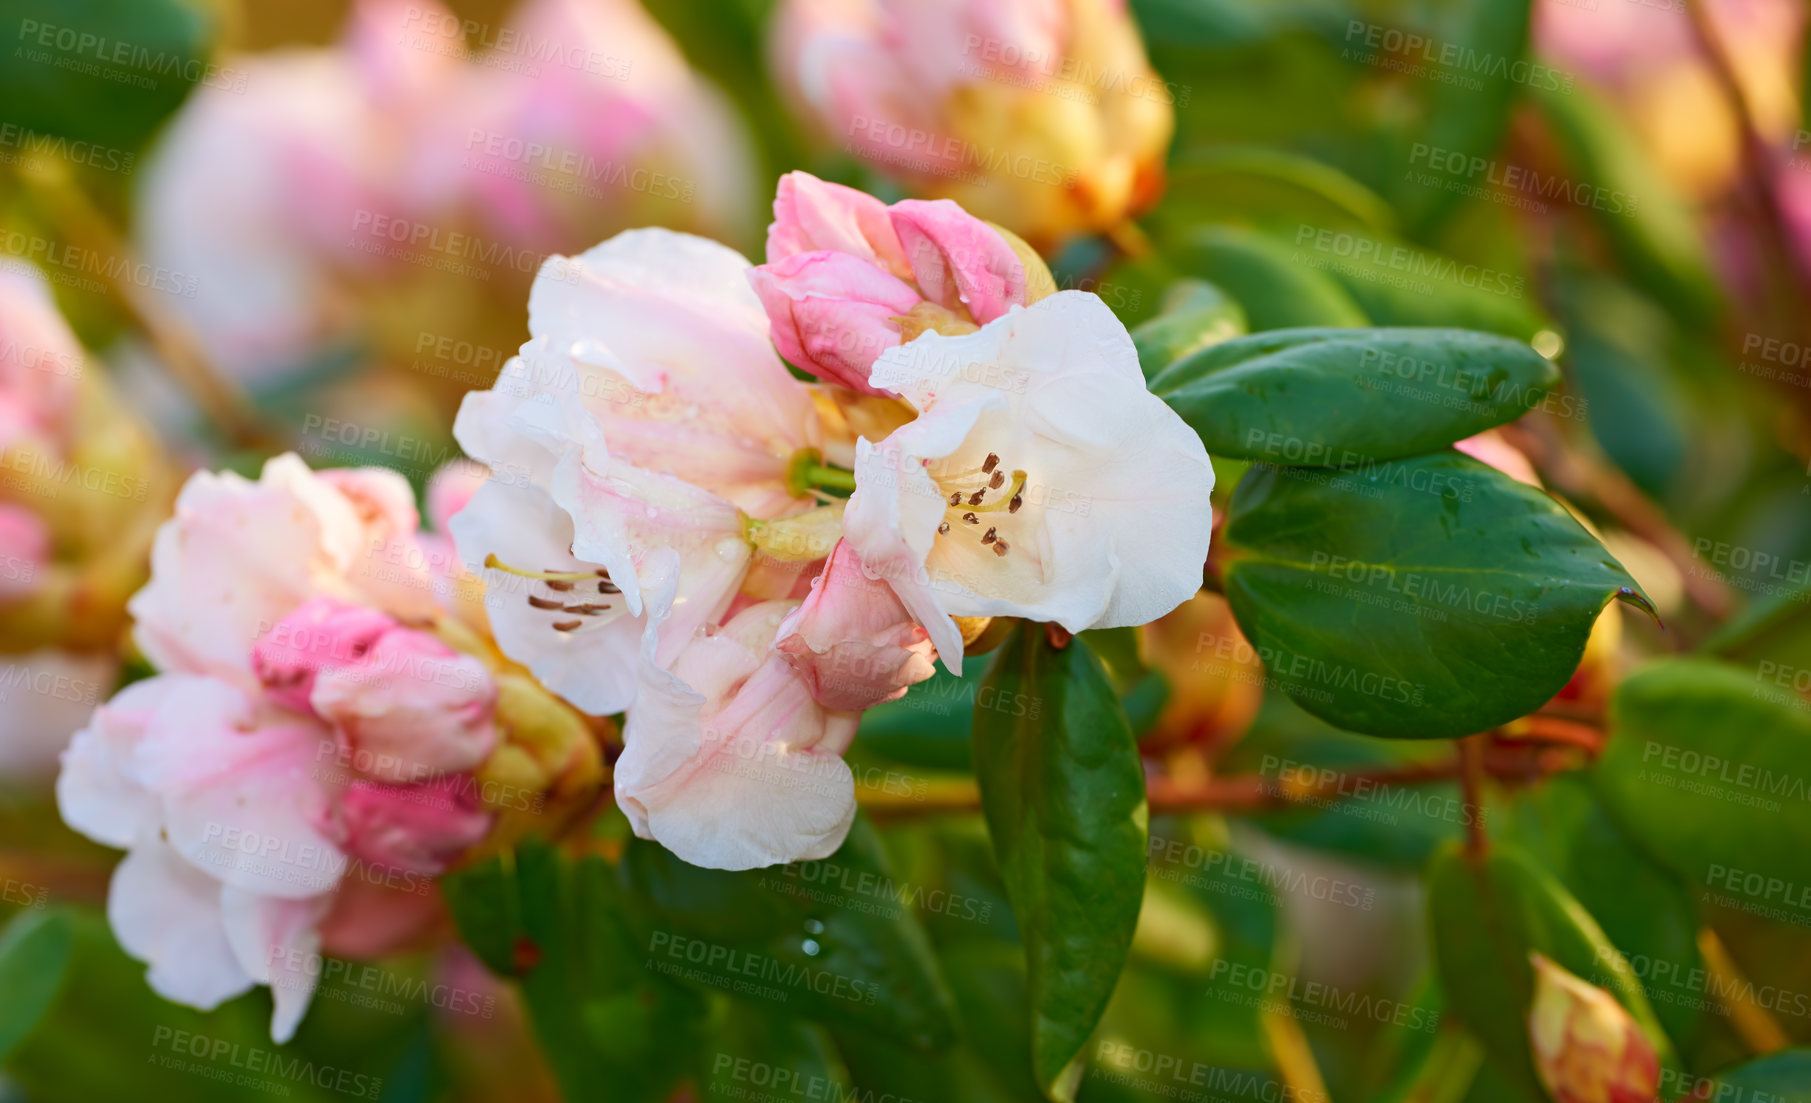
[
  {"x1": 775, "y1": 539, "x2": 937, "y2": 710},
  {"x1": 748, "y1": 172, "x2": 1027, "y2": 393},
  {"x1": 453, "y1": 0, "x2": 755, "y2": 252},
  {"x1": 0, "y1": 266, "x2": 83, "y2": 452},
  {"x1": 325, "y1": 776, "x2": 493, "y2": 877},
  {"x1": 770, "y1": 0, "x2": 1173, "y2": 244}
]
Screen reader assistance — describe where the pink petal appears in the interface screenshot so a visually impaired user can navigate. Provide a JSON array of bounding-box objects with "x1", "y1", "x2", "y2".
[{"x1": 890, "y1": 199, "x2": 1027, "y2": 323}]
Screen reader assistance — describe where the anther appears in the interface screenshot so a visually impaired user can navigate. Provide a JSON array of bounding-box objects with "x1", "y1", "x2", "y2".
[
  {"x1": 981, "y1": 527, "x2": 997, "y2": 544},
  {"x1": 563, "y1": 603, "x2": 610, "y2": 615},
  {"x1": 1008, "y1": 493, "x2": 1023, "y2": 514},
  {"x1": 527, "y1": 595, "x2": 563, "y2": 610},
  {"x1": 552, "y1": 620, "x2": 583, "y2": 632},
  {"x1": 989, "y1": 471, "x2": 1005, "y2": 489},
  {"x1": 967, "y1": 489, "x2": 985, "y2": 506},
  {"x1": 948, "y1": 491, "x2": 963, "y2": 506},
  {"x1": 992, "y1": 540, "x2": 1010, "y2": 557},
  {"x1": 982, "y1": 453, "x2": 999, "y2": 474},
  {"x1": 937, "y1": 521, "x2": 950, "y2": 534},
  {"x1": 962, "y1": 512, "x2": 979, "y2": 524},
  {"x1": 598, "y1": 580, "x2": 620, "y2": 594}
]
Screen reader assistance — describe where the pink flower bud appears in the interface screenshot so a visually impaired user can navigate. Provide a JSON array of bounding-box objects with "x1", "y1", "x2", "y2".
[
  {"x1": 310, "y1": 626, "x2": 498, "y2": 783},
  {"x1": 775, "y1": 540, "x2": 937, "y2": 711},
  {"x1": 0, "y1": 266, "x2": 82, "y2": 452},
  {"x1": 326, "y1": 776, "x2": 492, "y2": 877},
  {"x1": 1528, "y1": 953, "x2": 1661, "y2": 1103},
  {"x1": 253, "y1": 597, "x2": 398, "y2": 713},
  {"x1": 749, "y1": 172, "x2": 1027, "y2": 393}
]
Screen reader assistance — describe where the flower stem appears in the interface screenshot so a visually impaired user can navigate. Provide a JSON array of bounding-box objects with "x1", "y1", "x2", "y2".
[{"x1": 803, "y1": 464, "x2": 857, "y2": 492}]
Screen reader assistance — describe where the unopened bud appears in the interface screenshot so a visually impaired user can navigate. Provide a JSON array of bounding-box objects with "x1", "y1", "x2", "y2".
[{"x1": 1527, "y1": 953, "x2": 1660, "y2": 1103}]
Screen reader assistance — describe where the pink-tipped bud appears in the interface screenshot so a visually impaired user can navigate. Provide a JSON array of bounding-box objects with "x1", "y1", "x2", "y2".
[
  {"x1": 1528, "y1": 953, "x2": 1661, "y2": 1103},
  {"x1": 253, "y1": 597, "x2": 398, "y2": 713}
]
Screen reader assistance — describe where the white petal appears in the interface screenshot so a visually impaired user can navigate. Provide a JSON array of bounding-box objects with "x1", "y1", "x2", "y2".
[
  {"x1": 132, "y1": 679, "x2": 346, "y2": 900},
  {"x1": 449, "y1": 480, "x2": 640, "y2": 715},
  {"x1": 109, "y1": 841, "x2": 252, "y2": 1012},
  {"x1": 222, "y1": 888, "x2": 331, "y2": 1043},
  {"x1": 55, "y1": 674, "x2": 174, "y2": 849}
]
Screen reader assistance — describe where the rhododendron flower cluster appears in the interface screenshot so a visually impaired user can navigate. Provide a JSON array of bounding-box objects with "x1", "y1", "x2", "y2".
[
  {"x1": 56, "y1": 456, "x2": 596, "y2": 1041},
  {"x1": 451, "y1": 171, "x2": 1214, "y2": 870}
]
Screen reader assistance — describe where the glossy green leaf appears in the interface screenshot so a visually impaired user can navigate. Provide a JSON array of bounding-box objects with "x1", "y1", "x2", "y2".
[
  {"x1": 1132, "y1": 279, "x2": 1249, "y2": 380},
  {"x1": 1151, "y1": 327, "x2": 1559, "y2": 463},
  {"x1": 0, "y1": 908, "x2": 73, "y2": 1062},
  {"x1": 1427, "y1": 845, "x2": 1671, "y2": 1096},
  {"x1": 1501, "y1": 775, "x2": 1703, "y2": 1046},
  {"x1": 1169, "y1": 226, "x2": 1370, "y2": 331},
  {"x1": 444, "y1": 840, "x2": 708, "y2": 1103},
  {"x1": 1, "y1": 0, "x2": 217, "y2": 151},
  {"x1": 702, "y1": 1011, "x2": 852, "y2": 1101},
  {"x1": 617, "y1": 816, "x2": 958, "y2": 1050},
  {"x1": 1596, "y1": 658, "x2": 1811, "y2": 890},
  {"x1": 1694, "y1": 1051, "x2": 1811, "y2": 1103},
  {"x1": 1221, "y1": 452, "x2": 1648, "y2": 738},
  {"x1": 973, "y1": 627, "x2": 1148, "y2": 1101}
]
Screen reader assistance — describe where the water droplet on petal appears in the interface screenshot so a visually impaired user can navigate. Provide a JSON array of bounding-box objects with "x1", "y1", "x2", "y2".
[
  {"x1": 644, "y1": 505, "x2": 660, "y2": 518},
  {"x1": 804, "y1": 919, "x2": 824, "y2": 935},
  {"x1": 802, "y1": 938, "x2": 821, "y2": 956}
]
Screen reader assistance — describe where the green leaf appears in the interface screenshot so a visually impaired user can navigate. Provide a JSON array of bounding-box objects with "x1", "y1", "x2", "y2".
[
  {"x1": 1319, "y1": 259, "x2": 1549, "y2": 343},
  {"x1": 1156, "y1": 147, "x2": 1399, "y2": 236},
  {"x1": 1132, "y1": 279, "x2": 1249, "y2": 381},
  {"x1": 973, "y1": 627, "x2": 1148, "y2": 1101},
  {"x1": 440, "y1": 855, "x2": 523, "y2": 978},
  {"x1": 0, "y1": 907, "x2": 73, "y2": 1062},
  {"x1": 701, "y1": 1010, "x2": 852, "y2": 1101},
  {"x1": 1169, "y1": 226, "x2": 1370, "y2": 331},
  {"x1": 1500, "y1": 775, "x2": 1703, "y2": 1046},
  {"x1": 1693, "y1": 1051, "x2": 1811, "y2": 1103},
  {"x1": 1595, "y1": 659, "x2": 1811, "y2": 890},
  {"x1": 444, "y1": 840, "x2": 708, "y2": 1103},
  {"x1": 0, "y1": 0, "x2": 218, "y2": 151},
  {"x1": 1427, "y1": 845, "x2": 1672, "y2": 1095},
  {"x1": 617, "y1": 815, "x2": 958, "y2": 1050},
  {"x1": 1394, "y1": 0, "x2": 1532, "y2": 234},
  {"x1": 1151, "y1": 327, "x2": 1559, "y2": 463},
  {"x1": 1220, "y1": 452, "x2": 1648, "y2": 738}
]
